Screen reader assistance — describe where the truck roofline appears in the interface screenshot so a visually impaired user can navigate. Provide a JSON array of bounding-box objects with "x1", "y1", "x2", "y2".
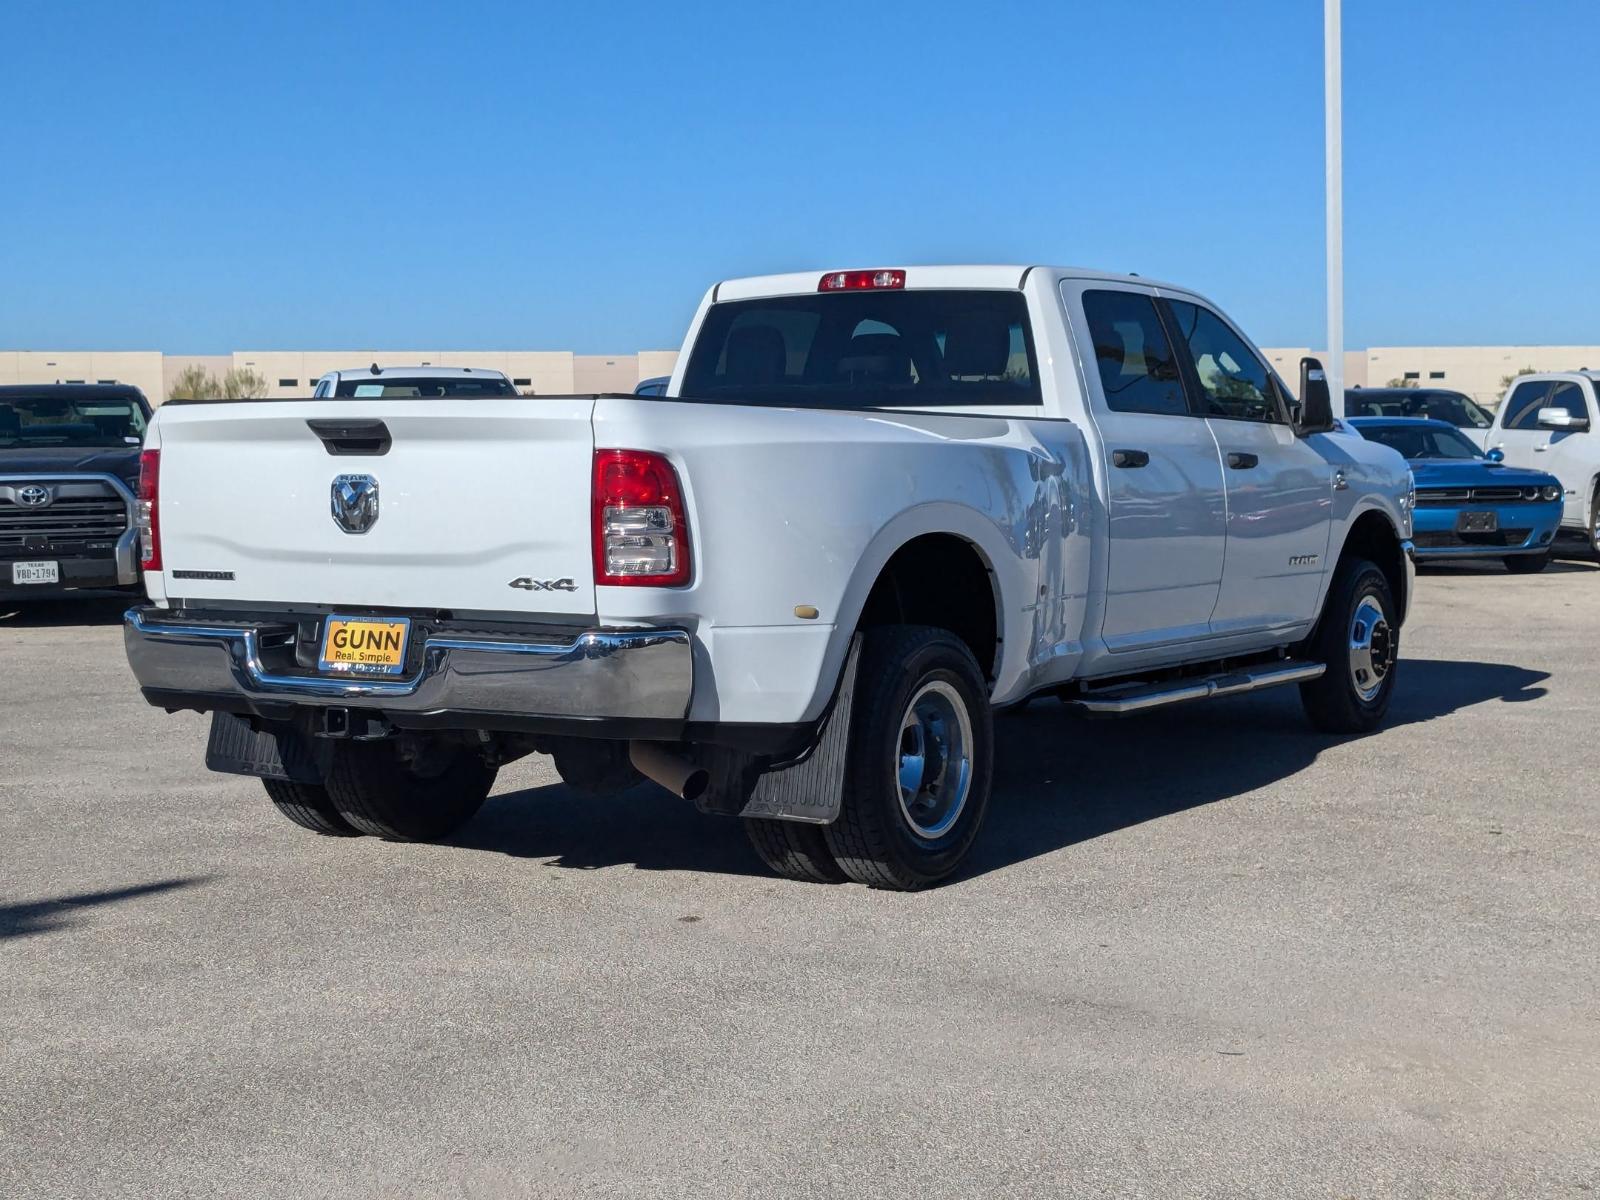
[{"x1": 710, "y1": 264, "x2": 1190, "y2": 302}]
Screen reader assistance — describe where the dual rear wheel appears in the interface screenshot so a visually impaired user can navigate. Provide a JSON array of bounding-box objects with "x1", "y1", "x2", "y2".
[
  {"x1": 262, "y1": 739, "x2": 496, "y2": 842},
  {"x1": 745, "y1": 626, "x2": 993, "y2": 891}
]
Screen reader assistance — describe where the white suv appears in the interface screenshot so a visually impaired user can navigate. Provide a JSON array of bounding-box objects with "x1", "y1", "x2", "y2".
[
  {"x1": 311, "y1": 366, "x2": 518, "y2": 398},
  {"x1": 1477, "y1": 371, "x2": 1600, "y2": 554}
]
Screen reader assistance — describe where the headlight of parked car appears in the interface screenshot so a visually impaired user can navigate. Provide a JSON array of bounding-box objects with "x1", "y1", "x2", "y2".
[{"x1": 1543, "y1": 484, "x2": 1562, "y2": 502}]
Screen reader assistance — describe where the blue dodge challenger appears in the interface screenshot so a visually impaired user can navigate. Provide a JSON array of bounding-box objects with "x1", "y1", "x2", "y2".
[{"x1": 1348, "y1": 417, "x2": 1564, "y2": 573}]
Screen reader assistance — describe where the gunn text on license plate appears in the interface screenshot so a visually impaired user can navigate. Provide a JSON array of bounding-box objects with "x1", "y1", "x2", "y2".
[{"x1": 318, "y1": 615, "x2": 411, "y2": 676}]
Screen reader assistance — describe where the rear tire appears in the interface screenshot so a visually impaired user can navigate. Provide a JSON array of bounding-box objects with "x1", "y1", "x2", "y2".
[
  {"x1": 823, "y1": 626, "x2": 993, "y2": 891},
  {"x1": 1299, "y1": 557, "x2": 1398, "y2": 734},
  {"x1": 324, "y1": 739, "x2": 496, "y2": 841},
  {"x1": 744, "y1": 819, "x2": 846, "y2": 883},
  {"x1": 1590, "y1": 491, "x2": 1600, "y2": 562},
  {"x1": 1503, "y1": 553, "x2": 1551, "y2": 574},
  {"x1": 262, "y1": 778, "x2": 359, "y2": 837}
]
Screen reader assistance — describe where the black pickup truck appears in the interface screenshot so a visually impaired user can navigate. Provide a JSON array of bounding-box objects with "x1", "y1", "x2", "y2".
[{"x1": 1, "y1": 383, "x2": 150, "y2": 602}]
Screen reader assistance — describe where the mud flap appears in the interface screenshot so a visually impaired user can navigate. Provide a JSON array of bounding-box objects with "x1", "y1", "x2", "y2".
[
  {"x1": 204, "y1": 711, "x2": 330, "y2": 784},
  {"x1": 738, "y1": 635, "x2": 860, "y2": 826}
]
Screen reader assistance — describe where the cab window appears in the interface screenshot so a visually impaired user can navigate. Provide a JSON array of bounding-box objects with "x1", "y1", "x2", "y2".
[
  {"x1": 1081, "y1": 290, "x2": 1188, "y2": 416},
  {"x1": 1502, "y1": 380, "x2": 1551, "y2": 429},
  {"x1": 1166, "y1": 300, "x2": 1281, "y2": 423},
  {"x1": 1546, "y1": 381, "x2": 1590, "y2": 423}
]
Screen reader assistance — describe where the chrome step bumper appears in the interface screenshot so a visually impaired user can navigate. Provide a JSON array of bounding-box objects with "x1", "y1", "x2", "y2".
[{"x1": 123, "y1": 607, "x2": 693, "y2": 722}]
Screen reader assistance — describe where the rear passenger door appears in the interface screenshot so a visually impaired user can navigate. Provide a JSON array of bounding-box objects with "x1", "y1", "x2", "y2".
[
  {"x1": 1163, "y1": 297, "x2": 1332, "y2": 636},
  {"x1": 1489, "y1": 379, "x2": 1552, "y2": 469},
  {"x1": 1068, "y1": 283, "x2": 1227, "y2": 652}
]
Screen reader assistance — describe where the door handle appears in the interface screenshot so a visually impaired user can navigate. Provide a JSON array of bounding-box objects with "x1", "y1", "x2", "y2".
[
  {"x1": 1112, "y1": 449, "x2": 1150, "y2": 468},
  {"x1": 1226, "y1": 452, "x2": 1259, "y2": 469},
  {"x1": 1534, "y1": 445, "x2": 1549, "y2": 452},
  {"x1": 1333, "y1": 469, "x2": 1349, "y2": 491}
]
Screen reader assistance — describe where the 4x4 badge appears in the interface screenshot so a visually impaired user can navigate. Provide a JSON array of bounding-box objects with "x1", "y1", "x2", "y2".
[{"x1": 509, "y1": 577, "x2": 577, "y2": 592}]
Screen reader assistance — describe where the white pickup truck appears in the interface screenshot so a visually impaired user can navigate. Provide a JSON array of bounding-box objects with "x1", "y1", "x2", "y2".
[
  {"x1": 124, "y1": 266, "x2": 1415, "y2": 889},
  {"x1": 1473, "y1": 371, "x2": 1600, "y2": 554}
]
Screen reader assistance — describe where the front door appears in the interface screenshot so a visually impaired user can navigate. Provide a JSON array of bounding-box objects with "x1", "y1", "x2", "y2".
[
  {"x1": 1069, "y1": 283, "x2": 1227, "y2": 652},
  {"x1": 1163, "y1": 297, "x2": 1332, "y2": 636},
  {"x1": 1489, "y1": 378, "x2": 1553, "y2": 471},
  {"x1": 1539, "y1": 380, "x2": 1597, "y2": 527}
]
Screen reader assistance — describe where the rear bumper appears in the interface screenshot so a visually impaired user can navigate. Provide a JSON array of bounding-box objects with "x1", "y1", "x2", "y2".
[{"x1": 123, "y1": 606, "x2": 693, "y2": 727}]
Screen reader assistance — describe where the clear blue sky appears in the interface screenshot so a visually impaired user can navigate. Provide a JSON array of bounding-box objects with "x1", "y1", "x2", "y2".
[{"x1": 3, "y1": 0, "x2": 1596, "y2": 353}]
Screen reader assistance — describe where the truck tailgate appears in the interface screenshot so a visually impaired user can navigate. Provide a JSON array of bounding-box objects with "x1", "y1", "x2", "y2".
[{"x1": 149, "y1": 398, "x2": 597, "y2": 616}]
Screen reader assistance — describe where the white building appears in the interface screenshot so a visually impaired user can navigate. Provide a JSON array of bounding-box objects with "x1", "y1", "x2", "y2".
[{"x1": 8, "y1": 345, "x2": 1600, "y2": 409}]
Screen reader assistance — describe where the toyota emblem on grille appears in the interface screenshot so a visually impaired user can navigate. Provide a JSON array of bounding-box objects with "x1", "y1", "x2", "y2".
[
  {"x1": 330, "y1": 474, "x2": 379, "y2": 534},
  {"x1": 17, "y1": 485, "x2": 53, "y2": 509}
]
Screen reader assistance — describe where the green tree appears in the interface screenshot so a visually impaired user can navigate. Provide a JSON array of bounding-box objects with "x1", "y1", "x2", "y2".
[
  {"x1": 221, "y1": 368, "x2": 269, "y2": 400},
  {"x1": 1384, "y1": 377, "x2": 1419, "y2": 389},
  {"x1": 167, "y1": 364, "x2": 221, "y2": 401},
  {"x1": 1499, "y1": 366, "x2": 1538, "y2": 392}
]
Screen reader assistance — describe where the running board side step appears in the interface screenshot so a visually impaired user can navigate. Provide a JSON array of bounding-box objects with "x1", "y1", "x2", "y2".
[{"x1": 1065, "y1": 661, "x2": 1326, "y2": 716}]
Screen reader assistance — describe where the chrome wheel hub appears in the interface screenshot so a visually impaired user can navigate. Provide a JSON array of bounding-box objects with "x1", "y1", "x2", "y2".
[
  {"x1": 1348, "y1": 595, "x2": 1394, "y2": 703},
  {"x1": 895, "y1": 680, "x2": 973, "y2": 840}
]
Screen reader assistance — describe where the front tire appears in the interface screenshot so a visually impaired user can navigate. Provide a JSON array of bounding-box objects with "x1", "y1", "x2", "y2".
[
  {"x1": 262, "y1": 778, "x2": 359, "y2": 837},
  {"x1": 324, "y1": 738, "x2": 496, "y2": 841},
  {"x1": 1503, "y1": 553, "x2": 1551, "y2": 574},
  {"x1": 1299, "y1": 557, "x2": 1399, "y2": 734},
  {"x1": 823, "y1": 626, "x2": 993, "y2": 891}
]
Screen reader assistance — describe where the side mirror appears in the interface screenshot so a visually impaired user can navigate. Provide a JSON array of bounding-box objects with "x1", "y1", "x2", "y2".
[
  {"x1": 1485, "y1": 447, "x2": 1505, "y2": 463},
  {"x1": 1537, "y1": 407, "x2": 1590, "y2": 431},
  {"x1": 1297, "y1": 357, "x2": 1335, "y2": 434}
]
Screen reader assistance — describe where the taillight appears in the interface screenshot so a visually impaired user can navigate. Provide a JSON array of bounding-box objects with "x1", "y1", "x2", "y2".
[
  {"x1": 136, "y1": 448, "x2": 161, "y2": 571},
  {"x1": 592, "y1": 449, "x2": 691, "y2": 587},
  {"x1": 819, "y1": 269, "x2": 905, "y2": 292}
]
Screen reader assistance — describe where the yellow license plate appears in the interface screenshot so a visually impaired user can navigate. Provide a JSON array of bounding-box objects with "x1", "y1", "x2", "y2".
[{"x1": 318, "y1": 616, "x2": 411, "y2": 676}]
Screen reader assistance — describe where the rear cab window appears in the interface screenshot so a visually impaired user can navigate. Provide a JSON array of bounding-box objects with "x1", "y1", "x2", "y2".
[
  {"x1": 679, "y1": 290, "x2": 1042, "y2": 409},
  {"x1": 334, "y1": 377, "x2": 517, "y2": 398}
]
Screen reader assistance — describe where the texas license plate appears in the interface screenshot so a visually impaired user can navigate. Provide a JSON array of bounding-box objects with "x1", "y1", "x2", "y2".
[
  {"x1": 1457, "y1": 511, "x2": 1498, "y2": 533},
  {"x1": 318, "y1": 615, "x2": 411, "y2": 675},
  {"x1": 11, "y1": 560, "x2": 59, "y2": 585}
]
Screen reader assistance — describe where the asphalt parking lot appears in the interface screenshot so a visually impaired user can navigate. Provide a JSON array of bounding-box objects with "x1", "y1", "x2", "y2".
[{"x1": 3, "y1": 563, "x2": 1598, "y2": 1200}]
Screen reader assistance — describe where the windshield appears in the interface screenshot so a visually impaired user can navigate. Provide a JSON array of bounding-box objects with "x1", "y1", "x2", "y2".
[
  {"x1": 333, "y1": 376, "x2": 517, "y2": 398},
  {"x1": 680, "y1": 290, "x2": 1042, "y2": 408},
  {"x1": 0, "y1": 395, "x2": 148, "y2": 448},
  {"x1": 1347, "y1": 390, "x2": 1492, "y2": 428},
  {"x1": 1359, "y1": 423, "x2": 1483, "y2": 460}
]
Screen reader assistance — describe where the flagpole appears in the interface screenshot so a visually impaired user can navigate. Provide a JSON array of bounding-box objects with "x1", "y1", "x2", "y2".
[{"x1": 1326, "y1": 0, "x2": 1344, "y2": 416}]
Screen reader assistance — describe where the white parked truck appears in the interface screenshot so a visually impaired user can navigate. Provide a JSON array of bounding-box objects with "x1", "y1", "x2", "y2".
[
  {"x1": 124, "y1": 266, "x2": 1415, "y2": 889},
  {"x1": 309, "y1": 365, "x2": 520, "y2": 399},
  {"x1": 1473, "y1": 371, "x2": 1600, "y2": 555}
]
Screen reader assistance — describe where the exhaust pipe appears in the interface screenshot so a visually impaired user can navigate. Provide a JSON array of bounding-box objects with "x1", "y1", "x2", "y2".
[{"x1": 628, "y1": 741, "x2": 709, "y2": 802}]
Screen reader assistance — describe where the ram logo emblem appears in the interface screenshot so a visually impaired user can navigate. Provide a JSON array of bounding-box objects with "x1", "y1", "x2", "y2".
[{"x1": 330, "y1": 474, "x2": 379, "y2": 534}]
